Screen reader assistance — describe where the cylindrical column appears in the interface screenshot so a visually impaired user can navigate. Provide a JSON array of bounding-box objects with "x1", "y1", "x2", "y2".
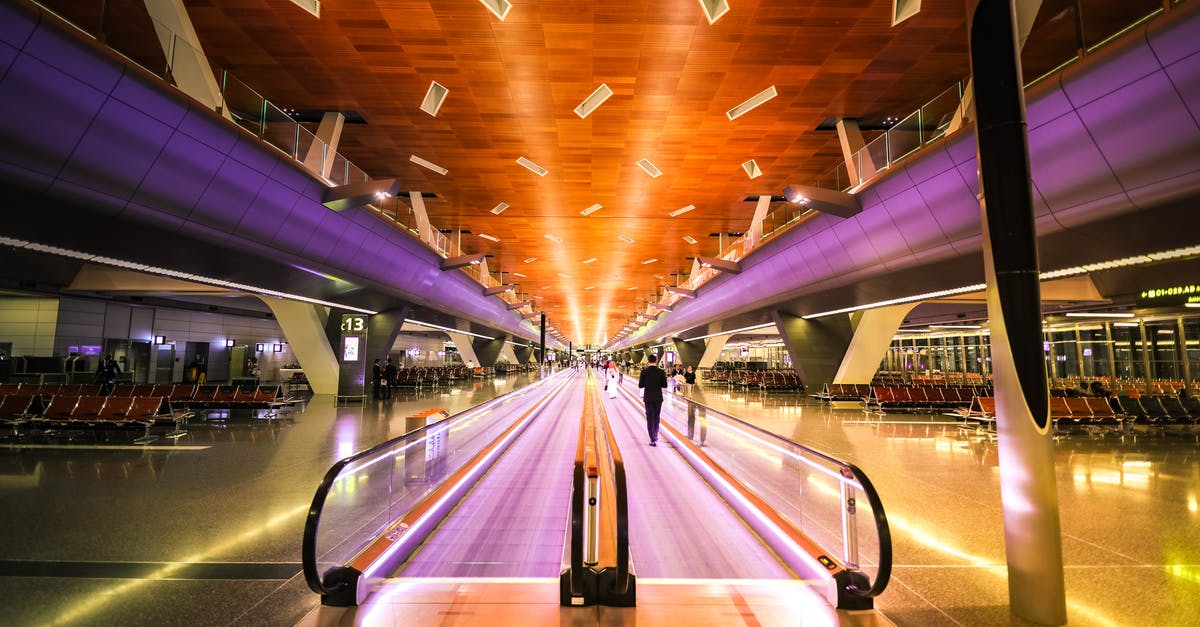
[
  {"x1": 969, "y1": 0, "x2": 1066, "y2": 624},
  {"x1": 539, "y1": 313, "x2": 547, "y2": 365}
]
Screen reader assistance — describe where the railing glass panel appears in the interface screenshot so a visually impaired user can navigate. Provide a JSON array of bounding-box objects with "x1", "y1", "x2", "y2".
[{"x1": 263, "y1": 100, "x2": 300, "y2": 160}]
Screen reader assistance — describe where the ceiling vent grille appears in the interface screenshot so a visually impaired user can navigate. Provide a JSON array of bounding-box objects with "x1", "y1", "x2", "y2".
[
  {"x1": 478, "y1": 233, "x2": 500, "y2": 242},
  {"x1": 478, "y1": 0, "x2": 512, "y2": 21},
  {"x1": 574, "y1": 84, "x2": 614, "y2": 119},
  {"x1": 289, "y1": 0, "x2": 320, "y2": 18},
  {"x1": 727, "y1": 86, "x2": 778, "y2": 120},
  {"x1": 892, "y1": 0, "x2": 921, "y2": 25},
  {"x1": 410, "y1": 155, "x2": 448, "y2": 175},
  {"x1": 580, "y1": 203, "x2": 603, "y2": 216},
  {"x1": 420, "y1": 81, "x2": 449, "y2": 117},
  {"x1": 683, "y1": 235, "x2": 698, "y2": 244},
  {"x1": 544, "y1": 234, "x2": 563, "y2": 244},
  {"x1": 668, "y1": 204, "x2": 695, "y2": 217},
  {"x1": 517, "y1": 157, "x2": 548, "y2": 176},
  {"x1": 617, "y1": 235, "x2": 635, "y2": 244},
  {"x1": 636, "y1": 158, "x2": 663, "y2": 178},
  {"x1": 741, "y1": 159, "x2": 763, "y2": 179},
  {"x1": 698, "y1": 0, "x2": 730, "y2": 24},
  {"x1": 490, "y1": 202, "x2": 509, "y2": 215}
]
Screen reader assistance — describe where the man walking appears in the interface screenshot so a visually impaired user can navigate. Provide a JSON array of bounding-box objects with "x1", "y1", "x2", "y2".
[{"x1": 638, "y1": 354, "x2": 668, "y2": 446}]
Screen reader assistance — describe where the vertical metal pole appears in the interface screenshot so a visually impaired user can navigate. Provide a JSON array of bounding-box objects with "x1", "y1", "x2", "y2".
[
  {"x1": 1140, "y1": 319, "x2": 1153, "y2": 394},
  {"x1": 1105, "y1": 322, "x2": 1117, "y2": 382},
  {"x1": 1179, "y1": 317, "x2": 1193, "y2": 396},
  {"x1": 540, "y1": 313, "x2": 547, "y2": 365},
  {"x1": 968, "y1": 0, "x2": 1067, "y2": 623}
]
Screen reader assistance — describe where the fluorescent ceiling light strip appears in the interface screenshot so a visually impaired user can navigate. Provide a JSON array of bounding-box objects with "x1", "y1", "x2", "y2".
[
  {"x1": 544, "y1": 234, "x2": 563, "y2": 244},
  {"x1": 490, "y1": 202, "x2": 509, "y2": 215},
  {"x1": 581, "y1": 258, "x2": 597, "y2": 264},
  {"x1": 1113, "y1": 322, "x2": 1141, "y2": 326},
  {"x1": 404, "y1": 319, "x2": 495, "y2": 340},
  {"x1": 641, "y1": 258, "x2": 658, "y2": 264},
  {"x1": 516, "y1": 157, "x2": 548, "y2": 176},
  {"x1": 5, "y1": 235, "x2": 378, "y2": 314},
  {"x1": 1064, "y1": 312, "x2": 1134, "y2": 318},
  {"x1": 683, "y1": 235, "x2": 698, "y2": 244},
  {"x1": 419, "y1": 81, "x2": 449, "y2": 117},
  {"x1": 727, "y1": 85, "x2": 777, "y2": 120},
  {"x1": 511, "y1": 272, "x2": 526, "y2": 278},
  {"x1": 410, "y1": 154, "x2": 448, "y2": 175},
  {"x1": 689, "y1": 322, "x2": 775, "y2": 341},
  {"x1": 580, "y1": 203, "x2": 603, "y2": 216},
  {"x1": 478, "y1": 233, "x2": 500, "y2": 242},
  {"x1": 669, "y1": 204, "x2": 695, "y2": 217},
  {"x1": 803, "y1": 283, "x2": 988, "y2": 319},
  {"x1": 574, "y1": 83, "x2": 614, "y2": 119},
  {"x1": 617, "y1": 235, "x2": 635, "y2": 244},
  {"x1": 929, "y1": 324, "x2": 982, "y2": 329},
  {"x1": 637, "y1": 158, "x2": 663, "y2": 178},
  {"x1": 523, "y1": 257, "x2": 537, "y2": 263}
]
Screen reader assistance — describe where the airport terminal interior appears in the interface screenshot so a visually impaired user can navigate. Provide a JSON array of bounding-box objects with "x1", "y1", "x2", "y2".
[{"x1": 1, "y1": 0, "x2": 1199, "y2": 625}]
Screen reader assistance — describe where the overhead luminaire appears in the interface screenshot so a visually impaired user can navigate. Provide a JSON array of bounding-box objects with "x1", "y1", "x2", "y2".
[
  {"x1": 544, "y1": 234, "x2": 563, "y2": 244},
  {"x1": 668, "y1": 204, "x2": 695, "y2": 217},
  {"x1": 322, "y1": 178, "x2": 401, "y2": 212},
  {"x1": 557, "y1": 273, "x2": 571, "y2": 278},
  {"x1": 511, "y1": 272, "x2": 526, "y2": 278},
  {"x1": 490, "y1": 202, "x2": 510, "y2": 215},
  {"x1": 617, "y1": 235, "x2": 635, "y2": 244},
  {"x1": 649, "y1": 302, "x2": 674, "y2": 312},
  {"x1": 1064, "y1": 312, "x2": 1135, "y2": 318},
  {"x1": 727, "y1": 85, "x2": 777, "y2": 120},
  {"x1": 698, "y1": 0, "x2": 730, "y2": 24},
  {"x1": 697, "y1": 256, "x2": 742, "y2": 274},
  {"x1": 929, "y1": 324, "x2": 983, "y2": 329},
  {"x1": 574, "y1": 83, "x2": 614, "y2": 119},
  {"x1": 665, "y1": 286, "x2": 697, "y2": 299},
  {"x1": 584, "y1": 286, "x2": 595, "y2": 290},
  {"x1": 641, "y1": 258, "x2": 658, "y2": 265},
  {"x1": 420, "y1": 81, "x2": 449, "y2": 116},
  {"x1": 580, "y1": 203, "x2": 603, "y2": 216},
  {"x1": 523, "y1": 257, "x2": 538, "y2": 263},
  {"x1": 478, "y1": 233, "x2": 500, "y2": 242},
  {"x1": 483, "y1": 284, "x2": 516, "y2": 296},
  {"x1": 582, "y1": 258, "x2": 598, "y2": 264},
  {"x1": 517, "y1": 157, "x2": 549, "y2": 176},
  {"x1": 682, "y1": 235, "x2": 697, "y2": 244},
  {"x1": 741, "y1": 159, "x2": 763, "y2": 179},
  {"x1": 478, "y1": 0, "x2": 512, "y2": 21},
  {"x1": 440, "y1": 253, "x2": 485, "y2": 270},
  {"x1": 627, "y1": 286, "x2": 638, "y2": 291},
  {"x1": 637, "y1": 158, "x2": 663, "y2": 178},
  {"x1": 410, "y1": 155, "x2": 448, "y2": 175},
  {"x1": 783, "y1": 184, "x2": 862, "y2": 218},
  {"x1": 506, "y1": 301, "x2": 532, "y2": 310}
]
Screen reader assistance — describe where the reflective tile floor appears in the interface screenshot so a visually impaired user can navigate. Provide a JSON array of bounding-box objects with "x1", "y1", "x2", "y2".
[{"x1": 1, "y1": 374, "x2": 1197, "y2": 626}]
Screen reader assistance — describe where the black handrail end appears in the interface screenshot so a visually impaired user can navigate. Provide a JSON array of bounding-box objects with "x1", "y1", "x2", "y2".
[
  {"x1": 560, "y1": 567, "x2": 597, "y2": 607},
  {"x1": 320, "y1": 566, "x2": 362, "y2": 607},
  {"x1": 596, "y1": 567, "x2": 636, "y2": 607},
  {"x1": 834, "y1": 570, "x2": 874, "y2": 611}
]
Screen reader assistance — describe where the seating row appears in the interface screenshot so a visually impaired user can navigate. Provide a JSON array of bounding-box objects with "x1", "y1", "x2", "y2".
[
  {"x1": 867, "y1": 386, "x2": 988, "y2": 412},
  {"x1": 957, "y1": 395, "x2": 1200, "y2": 434},
  {"x1": 0, "y1": 394, "x2": 180, "y2": 441}
]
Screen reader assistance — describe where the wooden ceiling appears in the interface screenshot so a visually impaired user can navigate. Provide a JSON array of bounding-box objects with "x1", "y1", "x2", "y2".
[{"x1": 173, "y1": 0, "x2": 978, "y2": 344}]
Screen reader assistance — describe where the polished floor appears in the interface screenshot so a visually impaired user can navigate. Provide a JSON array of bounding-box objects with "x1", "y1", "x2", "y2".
[{"x1": 1, "y1": 371, "x2": 1197, "y2": 626}]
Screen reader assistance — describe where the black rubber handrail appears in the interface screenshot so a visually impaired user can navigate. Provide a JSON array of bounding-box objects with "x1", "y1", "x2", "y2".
[
  {"x1": 302, "y1": 375, "x2": 557, "y2": 596},
  {"x1": 598, "y1": 388, "x2": 631, "y2": 593},
  {"x1": 672, "y1": 394, "x2": 892, "y2": 599}
]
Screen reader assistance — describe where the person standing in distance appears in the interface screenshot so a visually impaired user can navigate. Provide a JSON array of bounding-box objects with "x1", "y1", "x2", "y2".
[{"x1": 638, "y1": 354, "x2": 668, "y2": 446}]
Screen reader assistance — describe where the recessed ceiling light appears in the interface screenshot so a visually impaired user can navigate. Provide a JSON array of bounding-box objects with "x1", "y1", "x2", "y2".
[
  {"x1": 511, "y1": 272, "x2": 526, "y2": 278},
  {"x1": 420, "y1": 81, "x2": 449, "y2": 117},
  {"x1": 557, "y1": 273, "x2": 571, "y2": 278},
  {"x1": 544, "y1": 234, "x2": 563, "y2": 244},
  {"x1": 523, "y1": 257, "x2": 537, "y2": 263},
  {"x1": 477, "y1": 0, "x2": 512, "y2": 21},
  {"x1": 410, "y1": 154, "x2": 448, "y2": 175},
  {"x1": 727, "y1": 86, "x2": 777, "y2": 120},
  {"x1": 641, "y1": 258, "x2": 657, "y2": 264},
  {"x1": 697, "y1": 0, "x2": 730, "y2": 24},
  {"x1": 582, "y1": 258, "x2": 598, "y2": 264},
  {"x1": 517, "y1": 156, "x2": 549, "y2": 176},
  {"x1": 683, "y1": 235, "x2": 697, "y2": 244},
  {"x1": 478, "y1": 233, "x2": 500, "y2": 242},
  {"x1": 580, "y1": 203, "x2": 603, "y2": 216},
  {"x1": 627, "y1": 286, "x2": 638, "y2": 290},
  {"x1": 490, "y1": 202, "x2": 509, "y2": 215},
  {"x1": 669, "y1": 204, "x2": 695, "y2": 217},
  {"x1": 574, "y1": 83, "x2": 614, "y2": 119},
  {"x1": 741, "y1": 159, "x2": 763, "y2": 179},
  {"x1": 617, "y1": 235, "x2": 635, "y2": 244},
  {"x1": 636, "y1": 158, "x2": 663, "y2": 178},
  {"x1": 584, "y1": 286, "x2": 595, "y2": 290}
]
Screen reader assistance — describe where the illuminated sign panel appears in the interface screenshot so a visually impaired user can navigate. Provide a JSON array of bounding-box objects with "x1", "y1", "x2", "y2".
[
  {"x1": 343, "y1": 337, "x2": 360, "y2": 362},
  {"x1": 1137, "y1": 284, "x2": 1200, "y2": 307}
]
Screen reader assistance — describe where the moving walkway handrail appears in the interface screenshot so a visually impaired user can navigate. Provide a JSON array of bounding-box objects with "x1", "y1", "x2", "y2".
[
  {"x1": 673, "y1": 394, "x2": 892, "y2": 599},
  {"x1": 302, "y1": 372, "x2": 562, "y2": 599},
  {"x1": 598, "y1": 384, "x2": 631, "y2": 594}
]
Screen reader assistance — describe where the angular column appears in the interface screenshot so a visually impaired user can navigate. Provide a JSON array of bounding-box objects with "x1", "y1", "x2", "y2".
[
  {"x1": 142, "y1": 0, "x2": 229, "y2": 119},
  {"x1": 256, "y1": 297, "x2": 338, "y2": 395},
  {"x1": 471, "y1": 335, "x2": 506, "y2": 367},
  {"x1": 772, "y1": 311, "x2": 853, "y2": 390},
  {"x1": 498, "y1": 342, "x2": 519, "y2": 367},
  {"x1": 367, "y1": 307, "x2": 409, "y2": 363},
  {"x1": 969, "y1": 0, "x2": 1066, "y2": 623},
  {"x1": 835, "y1": 119, "x2": 877, "y2": 186},
  {"x1": 446, "y1": 332, "x2": 480, "y2": 367},
  {"x1": 672, "y1": 337, "x2": 706, "y2": 368},
  {"x1": 833, "y1": 303, "x2": 917, "y2": 383},
  {"x1": 302, "y1": 112, "x2": 345, "y2": 179},
  {"x1": 513, "y1": 344, "x2": 533, "y2": 364},
  {"x1": 746, "y1": 195, "x2": 773, "y2": 249},
  {"x1": 696, "y1": 334, "x2": 734, "y2": 369}
]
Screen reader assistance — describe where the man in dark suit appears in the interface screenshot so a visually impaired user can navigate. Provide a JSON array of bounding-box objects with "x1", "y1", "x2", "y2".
[
  {"x1": 638, "y1": 354, "x2": 668, "y2": 446},
  {"x1": 372, "y1": 358, "x2": 383, "y2": 399}
]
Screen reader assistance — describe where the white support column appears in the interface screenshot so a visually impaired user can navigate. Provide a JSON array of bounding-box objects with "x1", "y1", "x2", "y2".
[
  {"x1": 409, "y1": 191, "x2": 433, "y2": 247},
  {"x1": 255, "y1": 297, "x2": 339, "y2": 395},
  {"x1": 142, "y1": 0, "x2": 230, "y2": 120},
  {"x1": 747, "y1": 195, "x2": 773, "y2": 249},
  {"x1": 836, "y1": 119, "x2": 876, "y2": 186},
  {"x1": 499, "y1": 342, "x2": 519, "y2": 365},
  {"x1": 947, "y1": 0, "x2": 1042, "y2": 135},
  {"x1": 697, "y1": 333, "x2": 734, "y2": 369},
  {"x1": 446, "y1": 332, "x2": 480, "y2": 367},
  {"x1": 833, "y1": 303, "x2": 918, "y2": 383},
  {"x1": 302, "y1": 112, "x2": 345, "y2": 179}
]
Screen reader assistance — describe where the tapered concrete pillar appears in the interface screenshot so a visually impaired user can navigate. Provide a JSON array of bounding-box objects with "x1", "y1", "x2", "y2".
[
  {"x1": 256, "y1": 297, "x2": 338, "y2": 395},
  {"x1": 747, "y1": 195, "x2": 773, "y2": 249},
  {"x1": 472, "y1": 335, "x2": 505, "y2": 367},
  {"x1": 772, "y1": 311, "x2": 853, "y2": 390},
  {"x1": 969, "y1": 0, "x2": 1066, "y2": 623},
  {"x1": 302, "y1": 112, "x2": 345, "y2": 179},
  {"x1": 446, "y1": 332, "x2": 481, "y2": 367},
  {"x1": 672, "y1": 337, "x2": 706, "y2": 368},
  {"x1": 513, "y1": 345, "x2": 533, "y2": 364},
  {"x1": 696, "y1": 334, "x2": 734, "y2": 369},
  {"x1": 367, "y1": 307, "x2": 409, "y2": 362},
  {"x1": 498, "y1": 342, "x2": 519, "y2": 367},
  {"x1": 833, "y1": 303, "x2": 917, "y2": 384},
  {"x1": 835, "y1": 119, "x2": 876, "y2": 186},
  {"x1": 143, "y1": 0, "x2": 228, "y2": 119}
]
